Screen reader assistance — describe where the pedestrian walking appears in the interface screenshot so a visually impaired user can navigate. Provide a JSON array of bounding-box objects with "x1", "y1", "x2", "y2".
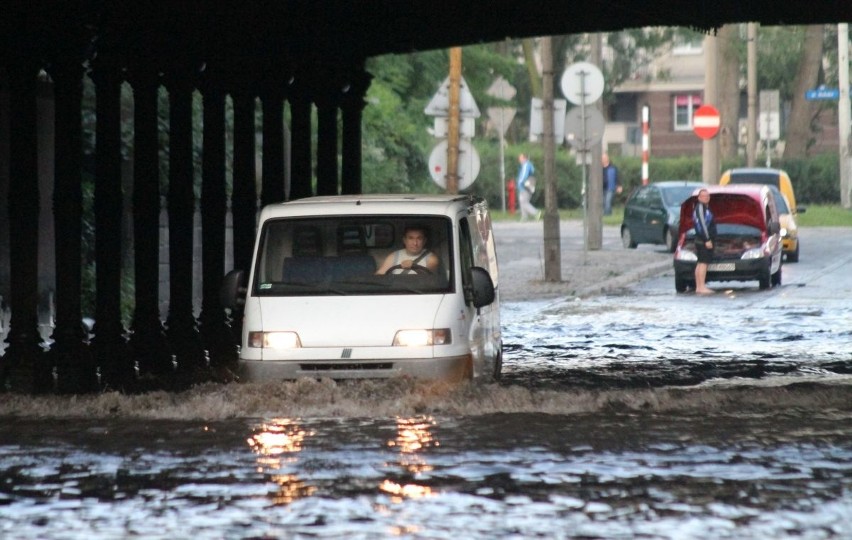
[{"x1": 516, "y1": 153, "x2": 540, "y2": 221}]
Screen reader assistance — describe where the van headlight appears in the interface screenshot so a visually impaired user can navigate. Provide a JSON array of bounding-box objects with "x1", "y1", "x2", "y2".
[
  {"x1": 393, "y1": 329, "x2": 451, "y2": 347},
  {"x1": 248, "y1": 331, "x2": 302, "y2": 349}
]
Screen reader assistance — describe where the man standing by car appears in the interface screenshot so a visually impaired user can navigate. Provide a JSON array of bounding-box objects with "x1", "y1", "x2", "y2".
[
  {"x1": 692, "y1": 188, "x2": 716, "y2": 295},
  {"x1": 602, "y1": 153, "x2": 622, "y2": 215}
]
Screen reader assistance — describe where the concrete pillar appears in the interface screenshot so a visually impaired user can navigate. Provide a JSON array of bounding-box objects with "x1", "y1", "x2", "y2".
[
  {"x1": 261, "y1": 90, "x2": 285, "y2": 205},
  {"x1": 341, "y1": 68, "x2": 371, "y2": 195},
  {"x1": 198, "y1": 79, "x2": 232, "y2": 371},
  {"x1": 3, "y1": 60, "x2": 46, "y2": 392},
  {"x1": 164, "y1": 75, "x2": 205, "y2": 381},
  {"x1": 49, "y1": 58, "x2": 97, "y2": 393},
  {"x1": 289, "y1": 85, "x2": 313, "y2": 201},
  {"x1": 127, "y1": 64, "x2": 173, "y2": 378},
  {"x1": 315, "y1": 79, "x2": 340, "y2": 196},
  {"x1": 91, "y1": 57, "x2": 134, "y2": 390},
  {"x1": 231, "y1": 91, "x2": 258, "y2": 272}
]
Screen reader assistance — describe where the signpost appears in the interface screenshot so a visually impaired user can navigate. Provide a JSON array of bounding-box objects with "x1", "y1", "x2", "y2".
[
  {"x1": 486, "y1": 77, "x2": 516, "y2": 212},
  {"x1": 760, "y1": 90, "x2": 780, "y2": 167},
  {"x1": 560, "y1": 61, "x2": 605, "y2": 253},
  {"x1": 692, "y1": 105, "x2": 721, "y2": 140},
  {"x1": 424, "y1": 74, "x2": 481, "y2": 190}
]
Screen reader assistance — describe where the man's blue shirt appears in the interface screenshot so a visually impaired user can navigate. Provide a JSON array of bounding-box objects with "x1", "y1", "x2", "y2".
[{"x1": 517, "y1": 161, "x2": 534, "y2": 191}]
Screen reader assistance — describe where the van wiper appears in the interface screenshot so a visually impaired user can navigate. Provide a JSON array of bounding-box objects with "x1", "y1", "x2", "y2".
[
  {"x1": 336, "y1": 278, "x2": 388, "y2": 289},
  {"x1": 281, "y1": 282, "x2": 347, "y2": 295}
]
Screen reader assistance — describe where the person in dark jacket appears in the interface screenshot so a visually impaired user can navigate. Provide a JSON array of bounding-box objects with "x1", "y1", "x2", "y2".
[
  {"x1": 692, "y1": 188, "x2": 716, "y2": 294},
  {"x1": 601, "y1": 153, "x2": 622, "y2": 215}
]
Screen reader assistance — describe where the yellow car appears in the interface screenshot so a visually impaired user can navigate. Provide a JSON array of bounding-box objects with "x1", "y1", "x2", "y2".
[
  {"x1": 767, "y1": 185, "x2": 801, "y2": 262},
  {"x1": 719, "y1": 167, "x2": 805, "y2": 262}
]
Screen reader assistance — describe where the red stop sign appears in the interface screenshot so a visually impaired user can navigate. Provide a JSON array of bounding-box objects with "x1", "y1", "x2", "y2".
[{"x1": 693, "y1": 105, "x2": 720, "y2": 140}]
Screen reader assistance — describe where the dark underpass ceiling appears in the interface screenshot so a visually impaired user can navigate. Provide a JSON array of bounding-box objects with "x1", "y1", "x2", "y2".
[{"x1": 1, "y1": 1, "x2": 846, "y2": 70}]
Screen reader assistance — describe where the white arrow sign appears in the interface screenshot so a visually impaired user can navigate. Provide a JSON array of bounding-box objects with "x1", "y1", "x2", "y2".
[{"x1": 424, "y1": 76, "x2": 481, "y2": 118}]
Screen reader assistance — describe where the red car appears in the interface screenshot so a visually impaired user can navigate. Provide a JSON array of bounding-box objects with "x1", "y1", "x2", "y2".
[{"x1": 673, "y1": 184, "x2": 783, "y2": 292}]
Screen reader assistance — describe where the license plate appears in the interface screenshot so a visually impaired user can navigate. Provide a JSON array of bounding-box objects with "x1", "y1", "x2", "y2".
[{"x1": 708, "y1": 263, "x2": 735, "y2": 272}]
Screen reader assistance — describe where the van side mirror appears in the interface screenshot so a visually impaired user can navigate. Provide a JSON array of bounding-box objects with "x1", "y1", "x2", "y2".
[
  {"x1": 469, "y1": 266, "x2": 496, "y2": 308},
  {"x1": 220, "y1": 269, "x2": 247, "y2": 311}
]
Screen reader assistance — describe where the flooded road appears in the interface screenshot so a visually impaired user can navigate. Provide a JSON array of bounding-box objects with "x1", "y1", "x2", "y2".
[{"x1": 1, "y1": 226, "x2": 851, "y2": 538}]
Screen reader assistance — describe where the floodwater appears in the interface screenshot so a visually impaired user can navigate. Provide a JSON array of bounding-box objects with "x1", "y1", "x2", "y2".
[{"x1": 1, "y1": 283, "x2": 851, "y2": 538}]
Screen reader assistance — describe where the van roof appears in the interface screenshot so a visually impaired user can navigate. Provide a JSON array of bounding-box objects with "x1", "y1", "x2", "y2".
[{"x1": 258, "y1": 193, "x2": 483, "y2": 218}]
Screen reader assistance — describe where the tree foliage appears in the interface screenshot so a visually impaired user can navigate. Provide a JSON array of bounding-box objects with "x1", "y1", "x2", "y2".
[{"x1": 363, "y1": 44, "x2": 516, "y2": 193}]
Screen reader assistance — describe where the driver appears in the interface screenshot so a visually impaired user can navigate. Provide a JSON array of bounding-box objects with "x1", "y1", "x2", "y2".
[{"x1": 375, "y1": 225, "x2": 440, "y2": 275}]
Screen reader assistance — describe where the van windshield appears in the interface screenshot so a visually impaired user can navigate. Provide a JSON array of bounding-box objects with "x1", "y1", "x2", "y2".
[{"x1": 252, "y1": 216, "x2": 454, "y2": 297}]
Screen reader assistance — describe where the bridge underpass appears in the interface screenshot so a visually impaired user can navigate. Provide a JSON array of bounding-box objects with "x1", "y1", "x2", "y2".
[{"x1": 0, "y1": 1, "x2": 843, "y2": 393}]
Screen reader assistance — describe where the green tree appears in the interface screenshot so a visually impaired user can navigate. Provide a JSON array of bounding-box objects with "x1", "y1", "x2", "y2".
[{"x1": 363, "y1": 44, "x2": 516, "y2": 193}]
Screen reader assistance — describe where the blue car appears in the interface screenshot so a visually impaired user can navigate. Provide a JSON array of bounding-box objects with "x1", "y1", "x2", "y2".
[{"x1": 621, "y1": 181, "x2": 705, "y2": 252}]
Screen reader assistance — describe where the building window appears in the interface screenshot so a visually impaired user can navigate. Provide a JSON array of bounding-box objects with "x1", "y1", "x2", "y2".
[{"x1": 673, "y1": 94, "x2": 702, "y2": 131}]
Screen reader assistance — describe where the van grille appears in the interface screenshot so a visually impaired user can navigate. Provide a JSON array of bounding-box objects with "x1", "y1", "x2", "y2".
[{"x1": 300, "y1": 363, "x2": 393, "y2": 371}]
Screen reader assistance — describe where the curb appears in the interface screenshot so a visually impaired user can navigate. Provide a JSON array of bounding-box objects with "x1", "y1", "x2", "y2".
[{"x1": 574, "y1": 259, "x2": 672, "y2": 298}]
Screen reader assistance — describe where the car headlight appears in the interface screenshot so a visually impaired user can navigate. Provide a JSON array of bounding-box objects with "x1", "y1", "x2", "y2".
[
  {"x1": 741, "y1": 247, "x2": 765, "y2": 260},
  {"x1": 675, "y1": 250, "x2": 697, "y2": 262},
  {"x1": 393, "y1": 329, "x2": 451, "y2": 347},
  {"x1": 780, "y1": 227, "x2": 788, "y2": 237},
  {"x1": 248, "y1": 331, "x2": 302, "y2": 349}
]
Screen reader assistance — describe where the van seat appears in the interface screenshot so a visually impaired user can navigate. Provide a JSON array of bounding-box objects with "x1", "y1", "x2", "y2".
[
  {"x1": 328, "y1": 255, "x2": 376, "y2": 280},
  {"x1": 282, "y1": 256, "x2": 328, "y2": 283},
  {"x1": 283, "y1": 255, "x2": 376, "y2": 283}
]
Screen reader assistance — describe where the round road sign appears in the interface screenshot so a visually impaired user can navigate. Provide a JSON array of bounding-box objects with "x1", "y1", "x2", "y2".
[
  {"x1": 564, "y1": 107, "x2": 605, "y2": 150},
  {"x1": 428, "y1": 139, "x2": 480, "y2": 190},
  {"x1": 693, "y1": 105, "x2": 721, "y2": 140},
  {"x1": 560, "y1": 62, "x2": 605, "y2": 106}
]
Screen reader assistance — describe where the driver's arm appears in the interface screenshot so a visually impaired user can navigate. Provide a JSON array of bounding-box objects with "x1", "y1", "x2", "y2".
[
  {"x1": 376, "y1": 252, "x2": 395, "y2": 275},
  {"x1": 425, "y1": 253, "x2": 440, "y2": 271}
]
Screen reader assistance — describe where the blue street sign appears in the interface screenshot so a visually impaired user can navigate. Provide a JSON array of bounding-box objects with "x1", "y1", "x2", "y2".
[{"x1": 805, "y1": 87, "x2": 840, "y2": 101}]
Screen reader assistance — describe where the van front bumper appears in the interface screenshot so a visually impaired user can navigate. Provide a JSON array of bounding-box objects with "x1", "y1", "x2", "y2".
[{"x1": 238, "y1": 354, "x2": 472, "y2": 382}]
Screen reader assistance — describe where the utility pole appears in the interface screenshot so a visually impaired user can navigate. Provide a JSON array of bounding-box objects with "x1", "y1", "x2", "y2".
[
  {"x1": 838, "y1": 23, "x2": 851, "y2": 208},
  {"x1": 541, "y1": 37, "x2": 561, "y2": 281},
  {"x1": 446, "y1": 47, "x2": 462, "y2": 194},
  {"x1": 747, "y1": 23, "x2": 758, "y2": 167},
  {"x1": 588, "y1": 33, "x2": 603, "y2": 251},
  {"x1": 702, "y1": 32, "x2": 720, "y2": 184}
]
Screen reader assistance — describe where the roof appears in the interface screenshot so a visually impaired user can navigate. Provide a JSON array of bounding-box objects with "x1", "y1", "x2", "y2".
[
  {"x1": 2, "y1": 1, "x2": 844, "y2": 69},
  {"x1": 726, "y1": 167, "x2": 788, "y2": 176},
  {"x1": 259, "y1": 193, "x2": 481, "y2": 219},
  {"x1": 651, "y1": 180, "x2": 705, "y2": 187}
]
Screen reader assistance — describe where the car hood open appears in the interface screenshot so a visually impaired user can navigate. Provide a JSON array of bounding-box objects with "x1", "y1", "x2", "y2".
[{"x1": 679, "y1": 193, "x2": 766, "y2": 233}]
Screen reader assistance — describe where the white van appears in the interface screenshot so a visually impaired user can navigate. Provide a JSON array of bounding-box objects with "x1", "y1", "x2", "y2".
[{"x1": 221, "y1": 194, "x2": 502, "y2": 382}]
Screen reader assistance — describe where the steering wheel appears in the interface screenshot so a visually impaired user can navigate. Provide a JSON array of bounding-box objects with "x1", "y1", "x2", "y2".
[{"x1": 386, "y1": 264, "x2": 434, "y2": 275}]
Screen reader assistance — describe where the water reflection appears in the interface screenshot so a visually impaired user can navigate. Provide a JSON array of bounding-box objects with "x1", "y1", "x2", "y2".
[
  {"x1": 247, "y1": 418, "x2": 316, "y2": 504},
  {"x1": 380, "y1": 416, "x2": 438, "y2": 501}
]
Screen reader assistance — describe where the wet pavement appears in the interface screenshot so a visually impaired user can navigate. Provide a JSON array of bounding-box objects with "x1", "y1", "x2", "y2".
[
  {"x1": 492, "y1": 220, "x2": 672, "y2": 301},
  {"x1": 0, "y1": 223, "x2": 850, "y2": 538}
]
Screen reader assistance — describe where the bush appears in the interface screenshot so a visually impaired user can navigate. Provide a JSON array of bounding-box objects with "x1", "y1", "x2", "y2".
[{"x1": 467, "y1": 143, "x2": 842, "y2": 208}]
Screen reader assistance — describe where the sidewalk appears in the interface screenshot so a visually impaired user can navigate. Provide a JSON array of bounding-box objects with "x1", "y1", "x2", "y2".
[{"x1": 493, "y1": 220, "x2": 673, "y2": 302}]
